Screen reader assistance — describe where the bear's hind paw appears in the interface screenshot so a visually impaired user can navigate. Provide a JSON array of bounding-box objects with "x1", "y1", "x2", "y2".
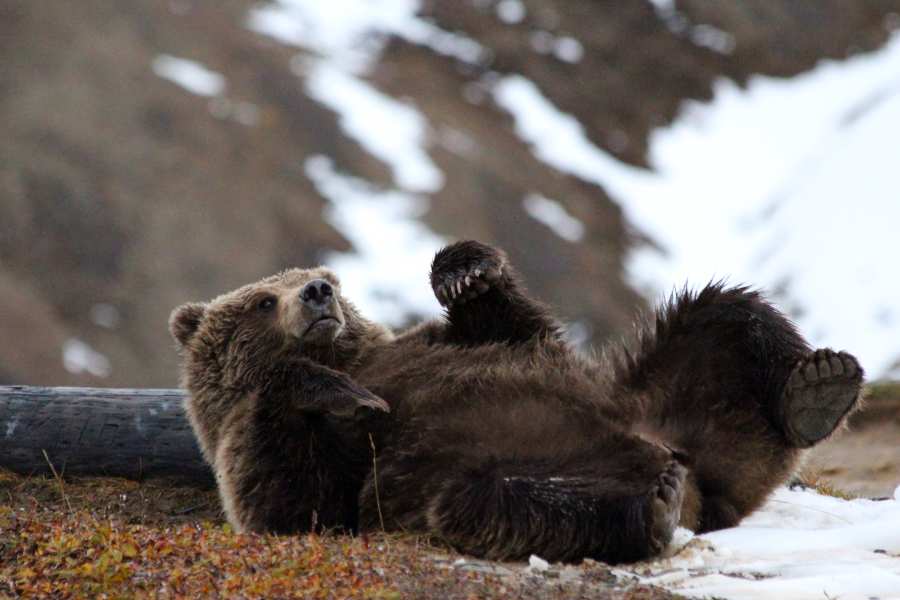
[
  {"x1": 780, "y1": 348, "x2": 863, "y2": 448},
  {"x1": 648, "y1": 461, "x2": 686, "y2": 555}
]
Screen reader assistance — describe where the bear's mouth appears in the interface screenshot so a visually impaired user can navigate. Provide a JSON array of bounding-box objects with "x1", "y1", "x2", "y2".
[{"x1": 302, "y1": 316, "x2": 343, "y2": 342}]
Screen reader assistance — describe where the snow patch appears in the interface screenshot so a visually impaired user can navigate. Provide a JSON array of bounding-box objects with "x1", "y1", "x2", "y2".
[
  {"x1": 522, "y1": 194, "x2": 585, "y2": 242},
  {"x1": 690, "y1": 24, "x2": 736, "y2": 55},
  {"x1": 528, "y1": 31, "x2": 584, "y2": 62},
  {"x1": 495, "y1": 0, "x2": 526, "y2": 25},
  {"x1": 151, "y1": 55, "x2": 226, "y2": 97},
  {"x1": 553, "y1": 36, "x2": 584, "y2": 63},
  {"x1": 304, "y1": 62, "x2": 443, "y2": 193},
  {"x1": 247, "y1": 0, "x2": 486, "y2": 72},
  {"x1": 528, "y1": 555, "x2": 550, "y2": 572},
  {"x1": 636, "y1": 488, "x2": 900, "y2": 599},
  {"x1": 304, "y1": 155, "x2": 444, "y2": 324},
  {"x1": 62, "y1": 339, "x2": 111, "y2": 378}
]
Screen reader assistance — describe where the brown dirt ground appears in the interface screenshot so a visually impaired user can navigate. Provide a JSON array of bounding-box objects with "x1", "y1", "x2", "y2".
[{"x1": 805, "y1": 382, "x2": 900, "y2": 499}]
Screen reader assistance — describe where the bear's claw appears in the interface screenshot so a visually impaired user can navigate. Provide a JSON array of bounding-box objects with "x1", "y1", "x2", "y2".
[{"x1": 430, "y1": 241, "x2": 506, "y2": 307}]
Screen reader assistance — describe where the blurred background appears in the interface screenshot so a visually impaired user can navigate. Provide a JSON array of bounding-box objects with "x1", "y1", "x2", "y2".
[{"x1": 2, "y1": 0, "x2": 900, "y2": 394}]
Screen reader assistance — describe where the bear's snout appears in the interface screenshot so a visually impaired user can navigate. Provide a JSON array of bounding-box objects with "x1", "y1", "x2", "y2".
[{"x1": 300, "y1": 279, "x2": 334, "y2": 308}]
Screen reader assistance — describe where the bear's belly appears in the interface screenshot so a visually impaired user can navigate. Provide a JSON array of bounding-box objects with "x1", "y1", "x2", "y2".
[{"x1": 353, "y1": 338, "x2": 625, "y2": 454}]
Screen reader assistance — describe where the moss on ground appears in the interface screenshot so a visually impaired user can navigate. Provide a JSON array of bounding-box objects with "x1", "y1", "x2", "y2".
[{"x1": 0, "y1": 469, "x2": 681, "y2": 599}]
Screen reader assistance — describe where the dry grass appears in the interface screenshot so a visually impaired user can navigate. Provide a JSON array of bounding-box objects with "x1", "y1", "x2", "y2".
[
  {"x1": 0, "y1": 469, "x2": 680, "y2": 599},
  {"x1": 792, "y1": 468, "x2": 858, "y2": 501}
]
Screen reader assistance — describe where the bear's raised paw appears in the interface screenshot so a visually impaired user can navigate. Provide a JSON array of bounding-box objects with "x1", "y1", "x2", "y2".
[
  {"x1": 430, "y1": 240, "x2": 507, "y2": 307},
  {"x1": 779, "y1": 348, "x2": 863, "y2": 448}
]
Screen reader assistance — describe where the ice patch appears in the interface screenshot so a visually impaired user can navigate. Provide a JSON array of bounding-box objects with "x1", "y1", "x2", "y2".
[
  {"x1": 62, "y1": 339, "x2": 111, "y2": 378},
  {"x1": 304, "y1": 62, "x2": 443, "y2": 193},
  {"x1": 522, "y1": 194, "x2": 585, "y2": 242},
  {"x1": 151, "y1": 55, "x2": 226, "y2": 97},
  {"x1": 304, "y1": 155, "x2": 444, "y2": 324}
]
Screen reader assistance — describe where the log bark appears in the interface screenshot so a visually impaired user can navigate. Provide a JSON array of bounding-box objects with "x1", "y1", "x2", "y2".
[{"x1": 0, "y1": 386, "x2": 213, "y2": 486}]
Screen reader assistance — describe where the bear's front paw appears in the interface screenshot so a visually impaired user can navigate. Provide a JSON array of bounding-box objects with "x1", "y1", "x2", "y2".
[
  {"x1": 647, "y1": 461, "x2": 686, "y2": 555},
  {"x1": 330, "y1": 388, "x2": 391, "y2": 421},
  {"x1": 430, "y1": 241, "x2": 507, "y2": 307}
]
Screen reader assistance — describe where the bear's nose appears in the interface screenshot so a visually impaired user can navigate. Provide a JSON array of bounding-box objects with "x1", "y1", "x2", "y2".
[{"x1": 300, "y1": 279, "x2": 334, "y2": 307}]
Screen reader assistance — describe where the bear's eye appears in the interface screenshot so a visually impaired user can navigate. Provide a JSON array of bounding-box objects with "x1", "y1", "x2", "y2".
[{"x1": 257, "y1": 296, "x2": 277, "y2": 312}]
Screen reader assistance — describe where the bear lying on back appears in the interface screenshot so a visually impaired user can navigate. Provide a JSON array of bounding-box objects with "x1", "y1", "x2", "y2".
[{"x1": 171, "y1": 241, "x2": 863, "y2": 563}]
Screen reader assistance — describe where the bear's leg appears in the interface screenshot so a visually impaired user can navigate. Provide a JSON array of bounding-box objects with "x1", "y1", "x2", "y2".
[
  {"x1": 613, "y1": 283, "x2": 864, "y2": 532},
  {"x1": 429, "y1": 241, "x2": 562, "y2": 345},
  {"x1": 360, "y1": 433, "x2": 689, "y2": 564}
]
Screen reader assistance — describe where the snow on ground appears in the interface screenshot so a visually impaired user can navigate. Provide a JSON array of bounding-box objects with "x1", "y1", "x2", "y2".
[
  {"x1": 247, "y1": 0, "x2": 485, "y2": 73},
  {"x1": 628, "y1": 486, "x2": 900, "y2": 600},
  {"x1": 522, "y1": 193, "x2": 585, "y2": 242},
  {"x1": 62, "y1": 339, "x2": 111, "y2": 378},
  {"x1": 151, "y1": 55, "x2": 226, "y2": 97},
  {"x1": 304, "y1": 155, "x2": 443, "y2": 324},
  {"x1": 302, "y1": 62, "x2": 443, "y2": 193},
  {"x1": 495, "y1": 0, "x2": 526, "y2": 25},
  {"x1": 494, "y1": 33, "x2": 900, "y2": 377},
  {"x1": 649, "y1": 1, "x2": 736, "y2": 55}
]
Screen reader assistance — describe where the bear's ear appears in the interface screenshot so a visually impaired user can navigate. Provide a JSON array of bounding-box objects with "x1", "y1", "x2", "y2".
[{"x1": 169, "y1": 302, "x2": 206, "y2": 347}]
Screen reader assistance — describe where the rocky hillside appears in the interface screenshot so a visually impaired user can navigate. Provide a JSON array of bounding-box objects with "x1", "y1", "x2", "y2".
[{"x1": 2, "y1": 0, "x2": 898, "y2": 387}]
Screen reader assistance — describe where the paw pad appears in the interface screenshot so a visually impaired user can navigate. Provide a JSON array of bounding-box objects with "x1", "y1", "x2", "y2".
[{"x1": 781, "y1": 349, "x2": 863, "y2": 447}]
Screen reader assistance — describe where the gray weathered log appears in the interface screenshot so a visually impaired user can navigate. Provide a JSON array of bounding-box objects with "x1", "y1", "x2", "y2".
[{"x1": 0, "y1": 386, "x2": 213, "y2": 486}]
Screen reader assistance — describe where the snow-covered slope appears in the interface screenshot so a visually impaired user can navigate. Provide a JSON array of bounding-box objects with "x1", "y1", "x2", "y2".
[
  {"x1": 496, "y1": 34, "x2": 900, "y2": 378},
  {"x1": 630, "y1": 486, "x2": 900, "y2": 600}
]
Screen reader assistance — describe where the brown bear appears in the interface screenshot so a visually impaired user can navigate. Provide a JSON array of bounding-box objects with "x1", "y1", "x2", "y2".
[{"x1": 170, "y1": 240, "x2": 864, "y2": 564}]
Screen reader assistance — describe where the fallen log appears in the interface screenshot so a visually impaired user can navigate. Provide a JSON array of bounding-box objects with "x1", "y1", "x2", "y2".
[{"x1": 0, "y1": 386, "x2": 213, "y2": 486}]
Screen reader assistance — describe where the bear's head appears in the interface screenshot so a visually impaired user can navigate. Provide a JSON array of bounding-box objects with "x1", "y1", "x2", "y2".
[{"x1": 170, "y1": 267, "x2": 393, "y2": 393}]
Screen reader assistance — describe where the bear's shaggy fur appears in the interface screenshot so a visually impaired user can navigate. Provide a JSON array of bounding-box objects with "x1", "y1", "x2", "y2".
[{"x1": 171, "y1": 241, "x2": 864, "y2": 564}]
